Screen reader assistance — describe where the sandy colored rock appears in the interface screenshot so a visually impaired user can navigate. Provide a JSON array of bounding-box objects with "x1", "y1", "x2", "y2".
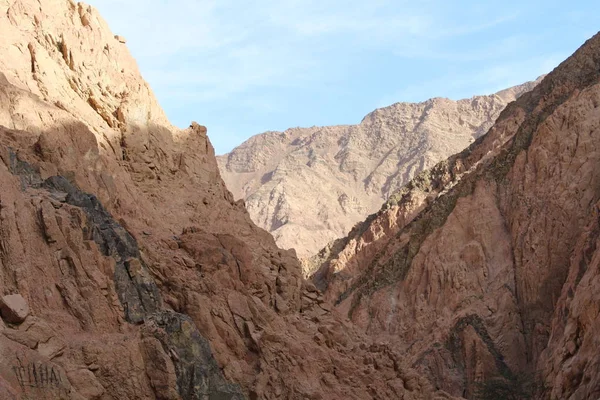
[
  {"x1": 218, "y1": 80, "x2": 541, "y2": 260},
  {"x1": 0, "y1": 294, "x2": 29, "y2": 323}
]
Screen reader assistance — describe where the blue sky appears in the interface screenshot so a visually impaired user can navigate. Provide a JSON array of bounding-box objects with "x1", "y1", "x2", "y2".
[{"x1": 89, "y1": 0, "x2": 599, "y2": 155}]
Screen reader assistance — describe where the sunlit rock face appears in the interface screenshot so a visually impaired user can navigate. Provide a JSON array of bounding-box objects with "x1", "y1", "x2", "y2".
[{"x1": 218, "y1": 79, "x2": 541, "y2": 260}]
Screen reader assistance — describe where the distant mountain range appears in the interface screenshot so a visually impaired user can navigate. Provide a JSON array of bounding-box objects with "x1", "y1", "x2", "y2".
[{"x1": 218, "y1": 78, "x2": 542, "y2": 258}]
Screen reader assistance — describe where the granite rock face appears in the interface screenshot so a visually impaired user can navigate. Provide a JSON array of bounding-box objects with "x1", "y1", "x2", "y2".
[
  {"x1": 0, "y1": 0, "x2": 460, "y2": 399},
  {"x1": 218, "y1": 80, "x2": 541, "y2": 260},
  {"x1": 311, "y1": 32, "x2": 600, "y2": 399}
]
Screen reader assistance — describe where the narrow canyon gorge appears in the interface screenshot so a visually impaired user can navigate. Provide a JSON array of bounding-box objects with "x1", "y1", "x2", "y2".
[{"x1": 0, "y1": 1, "x2": 598, "y2": 399}]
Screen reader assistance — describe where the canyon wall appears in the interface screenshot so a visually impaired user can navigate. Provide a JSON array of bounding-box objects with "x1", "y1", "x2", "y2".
[
  {"x1": 310, "y1": 31, "x2": 600, "y2": 400},
  {"x1": 0, "y1": 1, "x2": 457, "y2": 399}
]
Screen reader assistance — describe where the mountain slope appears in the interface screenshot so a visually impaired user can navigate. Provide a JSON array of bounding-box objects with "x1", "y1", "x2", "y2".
[
  {"x1": 310, "y1": 31, "x2": 600, "y2": 399},
  {"x1": 218, "y1": 80, "x2": 541, "y2": 259},
  {"x1": 0, "y1": 1, "x2": 457, "y2": 399}
]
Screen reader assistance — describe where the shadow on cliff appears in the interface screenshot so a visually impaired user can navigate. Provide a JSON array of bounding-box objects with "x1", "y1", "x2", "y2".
[{"x1": 0, "y1": 89, "x2": 248, "y2": 398}]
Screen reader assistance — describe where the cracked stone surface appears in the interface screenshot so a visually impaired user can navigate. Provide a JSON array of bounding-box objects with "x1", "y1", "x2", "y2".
[
  {"x1": 310, "y1": 32, "x2": 600, "y2": 400},
  {"x1": 0, "y1": 0, "x2": 463, "y2": 398}
]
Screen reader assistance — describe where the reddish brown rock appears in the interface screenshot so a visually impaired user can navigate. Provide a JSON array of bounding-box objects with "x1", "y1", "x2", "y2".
[
  {"x1": 0, "y1": 294, "x2": 29, "y2": 324},
  {"x1": 0, "y1": 0, "x2": 462, "y2": 399},
  {"x1": 312, "y1": 32, "x2": 600, "y2": 399},
  {"x1": 0, "y1": 0, "x2": 596, "y2": 398},
  {"x1": 66, "y1": 369, "x2": 105, "y2": 399}
]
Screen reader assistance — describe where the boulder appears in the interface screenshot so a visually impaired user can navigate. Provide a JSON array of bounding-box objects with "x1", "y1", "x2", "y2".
[{"x1": 0, "y1": 294, "x2": 29, "y2": 324}]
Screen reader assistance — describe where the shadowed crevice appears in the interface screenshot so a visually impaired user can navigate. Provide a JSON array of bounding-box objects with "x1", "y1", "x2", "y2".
[{"x1": 4, "y1": 148, "x2": 246, "y2": 400}]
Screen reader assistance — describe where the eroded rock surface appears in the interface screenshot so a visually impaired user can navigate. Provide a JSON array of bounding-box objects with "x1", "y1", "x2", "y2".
[
  {"x1": 311, "y1": 32, "x2": 600, "y2": 399},
  {"x1": 0, "y1": 0, "x2": 460, "y2": 399},
  {"x1": 218, "y1": 80, "x2": 540, "y2": 259}
]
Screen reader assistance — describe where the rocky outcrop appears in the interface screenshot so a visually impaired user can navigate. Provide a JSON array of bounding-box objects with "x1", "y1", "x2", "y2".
[
  {"x1": 311, "y1": 32, "x2": 600, "y2": 399},
  {"x1": 0, "y1": 0, "x2": 460, "y2": 399},
  {"x1": 2, "y1": 145, "x2": 246, "y2": 399},
  {"x1": 218, "y1": 80, "x2": 541, "y2": 259},
  {"x1": 0, "y1": 294, "x2": 29, "y2": 324}
]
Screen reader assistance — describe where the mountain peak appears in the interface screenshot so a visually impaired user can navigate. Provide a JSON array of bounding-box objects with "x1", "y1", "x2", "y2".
[{"x1": 219, "y1": 79, "x2": 541, "y2": 259}]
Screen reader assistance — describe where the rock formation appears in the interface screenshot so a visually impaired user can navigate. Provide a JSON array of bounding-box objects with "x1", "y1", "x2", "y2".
[
  {"x1": 2, "y1": 0, "x2": 599, "y2": 399},
  {"x1": 218, "y1": 80, "x2": 541, "y2": 259},
  {"x1": 309, "y1": 31, "x2": 600, "y2": 399},
  {"x1": 0, "y1": 0, "x2": 459, "y2": 399}
]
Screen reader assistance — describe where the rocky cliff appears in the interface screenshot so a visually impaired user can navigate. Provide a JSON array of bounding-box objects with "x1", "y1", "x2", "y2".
[
  {"x1": 310, "y1": 32, "x2": 600, "y2": 399},
  {"x1": 218, "y1": 80, "x2": 541, "y2": 259},
  {"x1": 0, "y1": 1, "x2": 461, "y2": 399}
]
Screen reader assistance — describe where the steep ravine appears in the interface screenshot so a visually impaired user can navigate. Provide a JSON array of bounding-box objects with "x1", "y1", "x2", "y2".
[
  {"x1": 218, "y1": 80, "x2": 541, "y2": 259},
  {"x1": 1, "y1": 1, "x2": 599, "y2": 399},
  {"x1": 311, "y1": 32, "x2": 600, "y2": 399},
  {"x1": 0, "y1": 0, "x2": 459, "y2": 399}
]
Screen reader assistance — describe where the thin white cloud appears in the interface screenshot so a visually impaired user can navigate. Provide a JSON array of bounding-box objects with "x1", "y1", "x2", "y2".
[
  {"x1": 265, "y1": 0, "x2": 433, "y2": 38},
  {"x1": 392, "y1": 33, "x2": 542, "y2": 62},
  {"x1": 88, "y1": 0, "x2": 531, "y2": 135},
  {"x1": 96, "y1": 0, "x2": 514, "y2": 103},
  {"x1": 375, "y1": 52, "x2": 565, "y2": 108},
  {"x1": 432, "y1": 13, "x2": 520, "y2": 38}
]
